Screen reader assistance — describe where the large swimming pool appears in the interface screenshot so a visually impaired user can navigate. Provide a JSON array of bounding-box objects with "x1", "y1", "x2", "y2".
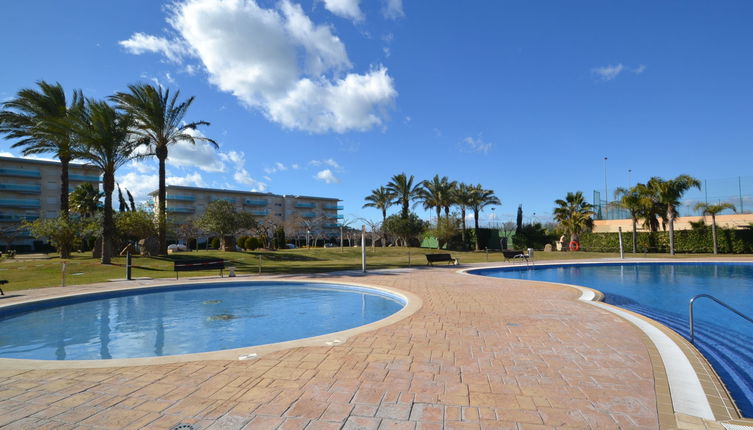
[
  {"x1": 472, "y1": 263, "x2": 753, "y2": 417},
  {"x1": 0, "y1": 281, "x2": 405, "y2": 361}
]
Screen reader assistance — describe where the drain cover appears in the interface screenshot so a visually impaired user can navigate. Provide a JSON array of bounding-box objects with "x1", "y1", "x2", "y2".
[{"x1": 170, "y1": 424, "x2": 196, "y2": 430}]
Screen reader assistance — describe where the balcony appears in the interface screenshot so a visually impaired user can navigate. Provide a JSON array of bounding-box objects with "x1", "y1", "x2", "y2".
[
  {"x1": 0, "y1": 199, "x2": 40, "y2": 208},
  {"x1": 295, "y1": 202, "x2": 315, "y2": 208},
  {"x1": 324, "y1": 223, "x2": 342, "y2": 228},
  {"x1": 244, "y1": 199, "x2": 268, "y2": 206},
  {"x1": 211, "y1": 197, "x2": 236, "y2": 204},
  {"x1": 323, "y1": 204, "x2": 343, "y2": 210},
  {"x1": 166, "y1": 194, "x2": 196, "y2": 201},
  {"x1": 249, "y1": 209, "x2": 269, "y2": 216},
  {"x1": 166, "y1": 207, "x2": 195, "y2": 214},
  {"x1": 0, "y1": 214, "x2": 38, "y2": 222},
  {"x1": 0, "y1": 183, "x2": 41, "y2": 194},
  {"x1": 0, "y1": 168, "x2": 41, "y2": 178},
  {"x1": 326, "y1": 214, "x2": 344, "y2": 219},
  {"x1": 301, "y1": 212, "x2": 316, "y2": 218},
  {"x1": 69, "y1": 174, "x2": 101, "y2": 182}
]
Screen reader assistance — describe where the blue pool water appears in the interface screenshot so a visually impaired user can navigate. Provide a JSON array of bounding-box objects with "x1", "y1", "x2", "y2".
[
  {"x1": 0, "y1": 281, "x2": 404, "y2": 361},
  {"x1": 472, "y1": 263, "x2": 753, "y2": 417}
]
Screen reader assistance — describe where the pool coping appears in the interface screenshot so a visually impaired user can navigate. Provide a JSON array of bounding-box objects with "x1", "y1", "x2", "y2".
[
  {"x1": 460, "y1": 260, "x2": 753, "y2": 428},
  {"x1": 0, "y1": 276, "x2": 423, "y2": 369}
]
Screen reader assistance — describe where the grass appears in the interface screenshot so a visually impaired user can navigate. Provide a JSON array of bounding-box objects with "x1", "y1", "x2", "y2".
[{"x1": 0, "y1": 247, "x2": 748, "y2": 292}]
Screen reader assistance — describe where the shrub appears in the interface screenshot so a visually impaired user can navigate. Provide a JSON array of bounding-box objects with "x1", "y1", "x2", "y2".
[
  {"x1": 247, "y1": 237, "x2": 261, "y2": 250},
  {"x1": 579, "y1": 229, "x2": 753, "y2": 254},
  {"x1": 210, "y1": 237, "x2": 220, "y2": 249},
  {"x1": 238, "y1": 235, "x2": 249, "y2": 250}
]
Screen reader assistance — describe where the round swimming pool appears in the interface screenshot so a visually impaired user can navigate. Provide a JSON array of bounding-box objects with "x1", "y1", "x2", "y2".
[
  {"x1": 0, "y1": 281, "x2": 405, "y2": 361},
  {"x1": 471, "y1": 262, "x2": 753, "y2": 417}
]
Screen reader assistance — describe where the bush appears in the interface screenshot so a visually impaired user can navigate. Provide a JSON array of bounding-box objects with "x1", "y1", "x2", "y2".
[
  {"x1": 246, "y1": 237, "x2": 261, "y2": 250},
  {"x1": 238, "y1": 235, "x2": 249, "y2": 250},
  {"x1": 579, "y1": 228, "x2": 753, "y2": 254},
  {"x1": 210, "y1": 237, "x2": 220, "y2": 249}
]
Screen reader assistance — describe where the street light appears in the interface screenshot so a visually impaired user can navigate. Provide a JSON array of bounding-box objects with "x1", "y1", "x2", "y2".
[
  {"x1": 603, "y1": 157, "x2": 608, "y2": 218},
  {"x1": 628, "y1": 169, "x2": 632, "y2": 188}
]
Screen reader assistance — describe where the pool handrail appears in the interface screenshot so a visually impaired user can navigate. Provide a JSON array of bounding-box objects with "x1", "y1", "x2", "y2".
[{"x1": 689, "y1": 293, "x2": 753, "y2": 344}]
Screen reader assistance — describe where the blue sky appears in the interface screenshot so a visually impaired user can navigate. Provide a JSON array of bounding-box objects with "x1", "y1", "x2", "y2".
[{"x1": 1, "y1": 1, "x2": 752, "y2": 225}]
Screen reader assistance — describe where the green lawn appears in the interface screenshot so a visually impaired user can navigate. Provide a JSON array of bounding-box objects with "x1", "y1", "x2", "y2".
[{"x1": 0, "y1": 247, "x2": 746, "y2": 292}]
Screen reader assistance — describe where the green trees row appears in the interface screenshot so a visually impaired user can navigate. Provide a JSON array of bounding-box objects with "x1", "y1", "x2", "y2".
[
  {"x1": 363, "y1": 173, "x2": 500, "y2": 250},
  {"x1": 0, "y1": 81, "x2": 214, "y2": 263}
]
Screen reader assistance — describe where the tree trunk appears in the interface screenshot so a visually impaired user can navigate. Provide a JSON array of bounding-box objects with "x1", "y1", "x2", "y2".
[
  {"x1": 435, "y1": 207, "x2": 441, "y2": 223},
  {"x1": 631, "y1": 216, "x2": 637, "y2": 253},
  {"x1": 668, "y1": 206, "x2": 675, "y2": 255},
  {"x1": 59, "y1": 156, "x2": 71, "y2": 258},
  {"x1": 711, "y1": 214, "x2": 718, "y2": 255},
  {"x1": 101, "y1": 173, "x2": 114, "y2": 264},
  {"x1": 460, "y1": 208, "x2": 466, "y2": 249},
  {"x1": 156, "y1": 145, "x2": 168, "y2": 255},
  {"x1": 474, "y1": 210, "x2": 480, "y2": 251}
]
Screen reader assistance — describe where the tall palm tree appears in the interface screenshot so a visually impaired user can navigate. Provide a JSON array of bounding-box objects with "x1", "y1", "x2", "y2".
[
  {"x1": 614, "y1": 186, "x2": 643, "y2": 253},
  {"x1": 417, "y1": 175, "x2": 450, "y2": 222},
  {"x1": 0, "y1": 81, "x2": 84, "y2": 258},
  {"x1": 68, "y1": 99, "x2": 140, "y2": 264},
  {"x1": 453, "y1": 183, "x2": 474, "y2": 248},
  {"x1": 647, "y1": 175, "x2": 701, "y2": 255},
  {"x1": 111, "y1": 84, "x2": 216, "y2": 255},
  {"x1": 468, "y1": 185, "x2": 500, "y2": 251},
  {"x1": 362, "y1": 186, "x2": 393, "y2": 222},
  {"x1": 694, "y1": 202, "x2": 736, "y2": 255},
  {"x1": 553, "y1": 191, "x2": 595, "y2": 245},
  {"x1": 70, "y1": 183, "x2": 103, "y2": 218},
  {"x1": 385, "y1": 173, "x2": 419, "y2": 219}
]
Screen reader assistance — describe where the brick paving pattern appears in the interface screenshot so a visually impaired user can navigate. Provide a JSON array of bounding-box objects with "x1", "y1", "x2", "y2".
[{"x1": 0, "y1": 269, "x2": 661, "y2": 429}]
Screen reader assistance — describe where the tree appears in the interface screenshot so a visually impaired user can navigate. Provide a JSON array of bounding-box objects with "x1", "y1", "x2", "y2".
[
  {"x1": 195, "y1": 200, "x2": 258, "y2": 251},
  {"x1": 647, "y1": 175, "x2": 701, "y2": 255},
  {"x1": 468, "y1": 185, "x2": 501, "y2": 250},
  {"x1": 126, "y1": 189, "x2": 137, "y2": 211},
  {"x1": 115, "y1": 210, "x2": 157, "y2": 244},
  {"x1": 516, "y1": 205, "x2": 523, "y2": 233},
  {"x1": 426, "y1": 215, "x2": 461, "y2": 250},
  {"x1": 117, "y1": 184, "x2": 129, "y2": 212},
  {"x1": 694, "y1": 202, "x2": 736, "y2": 255},
  {"x1": 70, "y1": 183, "x2": 103, "y2": 218},
  {"x1": 24, "y1": 215, "x2": 98, "y2": 258},
  {"x1": 386, "y1": 173, "x2": 420, "y2": 219},
  {"x1": 614, "y1": 186, "x2": 643, "y2": 253},
  {"x1": 453, "y1": 183, "x2": 474, "y2": 248},
  {"x1": 68, "y1": 99, "x2": 140, "y2": 264},
  {"x1": 0, "y1": 81, "x2": 84, "y2": 258},
  {"x1": 112, "y1": 84, "x2": 216, "y2": 256},
  {"x1": 552, "y1": 191, "x2": 595, "y2": 244},
  {"x1": 362, "y1": 186, "x2": 393, "y2": 222},
  {"x1": 417, "y1": 175, "x2": 457, "y2": 222},
  {"x1": 382, "y1": 213, "x2": 427, "y2": 247}
]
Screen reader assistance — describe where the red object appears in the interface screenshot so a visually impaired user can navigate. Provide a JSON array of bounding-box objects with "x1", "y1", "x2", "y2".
[{"x1": 569, "y1": 241, "x2": 580, "y2": 251}]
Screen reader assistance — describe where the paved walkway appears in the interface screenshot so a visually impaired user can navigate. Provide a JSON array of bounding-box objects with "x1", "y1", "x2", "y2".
[{"x1": 0, "y1": 267, "x2": 667, "y2": 429}]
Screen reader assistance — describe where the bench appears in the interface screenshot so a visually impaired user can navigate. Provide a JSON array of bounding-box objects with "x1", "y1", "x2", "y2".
[
  {"x1": 0, "y1": 280, "x2": 6, "y2": 296},
  {"x1": 501, "y1": 250, "x2": 524, "y2": 261},
  {"x1": 425, "y1": 253, "x2": 458, "y2": 266},
  {"x1": 174, "y1": 259, "x2": 225, "y2": 279}
]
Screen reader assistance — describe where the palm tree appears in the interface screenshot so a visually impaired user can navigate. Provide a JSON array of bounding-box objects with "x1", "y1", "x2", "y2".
[
  {"x1": 553, "y1": 191, "x2": 595, "y2": 245},
  {"x1": 614, "y1": 186, "x2": 643, "y2": 253},
  {"x1": 0, "y1": 81, "x2": 83, "y2": 257},
  {"x1": 68, "y1": 99, "x2": 140, "y2": 264},
  {"x1": 453, "y1": 183, "x2": 474, "y2": 248},
  {"x1": 362, "y1": 186, "x2": 393, "y2": 222},
  {"x1": 694, "y1": 202, "x2": 736, "y2": 255},
  {"x1": 111, "y1": 84, "x2": 216, "y2": 255},
  {"x1": 417, "y1": 175, "x2": 448, "y2": 222},
  {"x1": 468, "y1": 185, "x2": 500, "y2": 251},
  {"x1": 647, "y1": 175, "x2": 701, "y2": 255},
  {"x1": 385, "y1": 173, "x2": 419, "y2": 219},
  {"x1": 70, "y1": 183, "x2": 103, "y2": 218}
]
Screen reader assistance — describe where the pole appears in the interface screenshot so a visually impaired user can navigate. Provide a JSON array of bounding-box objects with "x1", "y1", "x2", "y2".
[
  {"x1": 739, "y1": 176, "x2": 744, "y2": 213},
  {"x1": 361, "y1": 225, "x2": 366, "y2": 273},
  {"x1": 126, "y1": 252, "x2": 132, "y2": 280},
  {"x1": 61, "y1": 262, "x2": 66, "y2": 287},
  {"x1": 628, "y1": 169, "x2": 632, "y2": 188},
  {"x1": 604, "y1": 156, "x2": 609, "y2": 219},
  {"x1": 618, "y1": 227, "x2": 624, "y2": 260},
  {"x1": 340, "y1": 225, "x2": 343, "y2": 252}
]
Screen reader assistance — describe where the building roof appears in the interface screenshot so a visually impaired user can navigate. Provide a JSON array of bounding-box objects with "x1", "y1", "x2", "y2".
[
  {"x1": 0, "y1": 155, "x2": 99, "y2": 170},
  {"x1": 149, "y1": 184, "x2": 340, "y2": 201}
]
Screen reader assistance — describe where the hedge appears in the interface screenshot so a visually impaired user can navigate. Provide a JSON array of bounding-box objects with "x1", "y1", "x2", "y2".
[{"x1": 579, "y1": 228, "x2": 753, "y2": 254}]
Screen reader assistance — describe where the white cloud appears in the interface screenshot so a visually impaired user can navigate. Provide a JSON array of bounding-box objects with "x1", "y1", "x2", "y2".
[
  {"x1": 0, "y1": 152, "x2": 14, "y2": 157},
  {"x1": 314, "y1": 169, "x2": 340, "y2": 184},
  {"x1": 264, "y1": 161, "x2": 288, "y2": 174},
  {"x1": 322, "y1": 0, "x2": 363, "y2": 22},
  {"x1": 117, "y1": 171, "x2": 158, "y2": 202},
  {"x1": 168, "y1": 138, "x2": 226, "y2": 172},
  {"x1": 633, "y1": 64, "x2": 647, "y2": 74},
  {"x1": 591, "y1": 63, "x2": 625, "y2": 81},
  {"x1": 120, "y1": 0, "x2": 397, "y2": 133},
  {"x1": 309, "y1": 158, "x2": 341, "y2": 169},
  {"x1": 382, "y1": 0, "x2": 404, "y2": 19},
  {"x1": 167, "y1": 172, "x2": 207, "y2": 187},
  {"x1": 461, "y1": 136, "x2": 492, "y2": 154},
  {"x1": 234, "y1": 166, "x2": 268, "y2": 191},
  {"x1": 291, "y1": 163, "x2": 300, "y2": 169}
]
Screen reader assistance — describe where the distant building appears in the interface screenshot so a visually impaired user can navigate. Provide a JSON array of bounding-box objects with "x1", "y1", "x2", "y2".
[
  {"x1": 150, "y1": 185, "x2": 343, "y2": 242},
  {"x1": 0, "y1": 156, "x2": 101, "y2": 250}
]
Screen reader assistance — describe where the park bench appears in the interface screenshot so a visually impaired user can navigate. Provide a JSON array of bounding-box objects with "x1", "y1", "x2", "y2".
[
  {"x1": 501, "y1": 250, "x2": 524, "y2": 261},
  {"x1": 0, "y1": 280, "x2": 6, "y2": 296},
  {"x1": 425, "y1": 253, "x2": 458, "y2": 266},
  {"x1": 174, "y1": 259, "x2": 225, "y2": 279}
]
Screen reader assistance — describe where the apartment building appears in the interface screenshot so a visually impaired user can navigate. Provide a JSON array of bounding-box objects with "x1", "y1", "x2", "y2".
[
  {"x1": 0, "y1": 156, "x2": 101, "y2": 250},
  {"x1": 151, "y1": 185, "x2": 343, "y2": 238}
]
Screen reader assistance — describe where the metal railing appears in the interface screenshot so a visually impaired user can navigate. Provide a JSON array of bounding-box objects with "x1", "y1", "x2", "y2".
[{"x1": 689, "y1": 294, "x2": 753, "y2": 344}]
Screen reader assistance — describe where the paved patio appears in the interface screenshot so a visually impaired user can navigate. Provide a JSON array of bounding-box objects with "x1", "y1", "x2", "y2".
[{"x1": 0, "y1": 265, "x2": 724, "y2": 429}]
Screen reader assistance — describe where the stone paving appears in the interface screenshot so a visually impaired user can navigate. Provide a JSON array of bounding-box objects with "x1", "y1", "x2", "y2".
[{"x1": 0, "y1": 267, "x2": 665, "y2": 429}]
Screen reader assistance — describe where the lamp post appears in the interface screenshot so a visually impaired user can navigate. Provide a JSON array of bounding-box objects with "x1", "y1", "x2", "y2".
[
  {"x1": 603, "y1": 157, "x2": 609, "y2": 218},
  {"x1": 306, "y1": 229, "x2": 310, "y2": 248},
  {"x1": 628, "y1": 169, "x2": 632, "y2": 188}
]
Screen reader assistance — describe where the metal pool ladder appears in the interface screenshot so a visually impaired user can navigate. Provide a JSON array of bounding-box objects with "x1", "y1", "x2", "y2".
[{"x1": 689, "y1": 294, "x2": 753, "y2": 344}]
